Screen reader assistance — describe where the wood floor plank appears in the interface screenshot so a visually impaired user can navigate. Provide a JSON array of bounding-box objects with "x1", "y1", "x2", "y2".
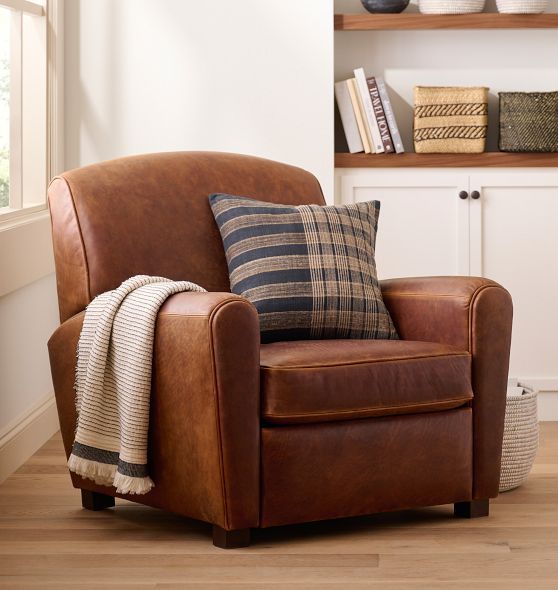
[
  {"x1": 154, "y1": 584, "x2": 558, "y2": 590},
  {"x1": 0, "y1": 536, "x2": 511, "y2": 555},
  {"x1": 0, "y1": 425, "x2": 557, "y2": 587},
  {"x1": 3, "y1": 584, "x2": 558, "y2": 590}
]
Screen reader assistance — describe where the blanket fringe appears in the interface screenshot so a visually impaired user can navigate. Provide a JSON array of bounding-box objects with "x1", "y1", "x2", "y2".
[
  {"x1": 68, "y1": 454, "x2": 155, "y2": 495},
  {"x1": 68, "y1": 454, "x2": 116, "y2": 487},
  {"x1": 113, "y1": 471, "x2": 154, "y2": 495}
]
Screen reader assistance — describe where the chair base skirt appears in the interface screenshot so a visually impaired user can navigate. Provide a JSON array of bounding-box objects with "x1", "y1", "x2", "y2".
[
  {"x1": 76, "y1": 408, "x2": 480, "y2": 546},
  {"x1": 261, "y1": 408, "x2": 473, "y2": 527}
]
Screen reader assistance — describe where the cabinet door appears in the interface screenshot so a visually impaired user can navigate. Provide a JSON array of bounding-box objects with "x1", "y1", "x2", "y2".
[
  {"x1": 339, "y1": 171, "x2": 470, "y2": 280},
  {"x1": 470, "y1": 173, "x2": 558, "y2": 386}
]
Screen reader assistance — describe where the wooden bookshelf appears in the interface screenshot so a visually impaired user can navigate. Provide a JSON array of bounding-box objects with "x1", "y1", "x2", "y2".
[
  {"x1": 335, "y1": 152, "x2": 558, "y2": 168},
  {"x1": 334, "y1": 14, "x2": 558, "y2": 169},
  {"x1": 334, "y1": 13, "x2": 558, "y2": 31}
]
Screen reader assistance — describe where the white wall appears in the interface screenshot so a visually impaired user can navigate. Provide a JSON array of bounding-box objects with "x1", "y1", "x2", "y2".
[
  {"x1": 0, "y1": 273, "x2": 58, "y2": 426},
  {"x1": 64, "y1": 0, "x2": 335, "y2": 199},
  {"x1": 0, "y1": 273, "x2": 60, "y2": 481}
]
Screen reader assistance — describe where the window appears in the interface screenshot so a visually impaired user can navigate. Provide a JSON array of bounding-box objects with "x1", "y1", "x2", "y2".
[{"x1": 0, "y1": 0, "x2": 47, "y2": 221}]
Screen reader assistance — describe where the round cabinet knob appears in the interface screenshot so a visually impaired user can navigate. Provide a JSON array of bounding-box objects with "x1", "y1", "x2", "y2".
[
  {"x1": 459, "y1": 191, "x2": 469, "y2": 200},
  {"x1": 471, "y1": 190, "x2": 481, "y2": 200}
]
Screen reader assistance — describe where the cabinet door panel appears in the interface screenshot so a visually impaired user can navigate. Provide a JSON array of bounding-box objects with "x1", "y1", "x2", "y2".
[
  {"x1": 340, "y1": 172, "x2": 469, "y2": 280},
  {"x1": 472, "y1": 175, "x2": 558, "y2": 380}
]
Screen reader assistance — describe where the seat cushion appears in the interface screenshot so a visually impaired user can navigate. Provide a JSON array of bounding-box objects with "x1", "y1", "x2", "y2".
[
  {"x1": 260, "y1": 340, "x2": 473, "y2": 424},
  {"x1": 209, "y1": 193, "x2": 398, "y2": 343}
]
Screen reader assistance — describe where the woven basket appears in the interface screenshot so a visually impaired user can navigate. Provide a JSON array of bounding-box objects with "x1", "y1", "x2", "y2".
[
  {"x1": 499, "y1": 386, "x2": 539, "y2": 493},
  {"x1": 418, "y1": 0, "x2": 486, "y2": 14},
  {"x1": 496, "y1": 0, "x2": 548, "y2": 13},
  {"x1": 414, "y1": 86, "x2": 488, "y2": 154},
  {"x1": 499, "y1": 92, "x2": 558, "y2": 153}
]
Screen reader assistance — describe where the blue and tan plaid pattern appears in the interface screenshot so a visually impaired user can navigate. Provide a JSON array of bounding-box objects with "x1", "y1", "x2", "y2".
[{"x1": 209, "y1": 194, "x2": 398, "y2": 343}]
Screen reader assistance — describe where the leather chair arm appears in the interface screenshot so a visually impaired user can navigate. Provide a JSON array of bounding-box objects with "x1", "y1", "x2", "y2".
[
  {"x1": 48, "y1": 292, "x2": 261, "y2": 530},
  {"x1": 381, "y1": 276, "x2": 513, "y2": 499}
]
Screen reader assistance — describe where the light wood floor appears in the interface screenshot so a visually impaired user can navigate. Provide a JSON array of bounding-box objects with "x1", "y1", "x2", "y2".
[{"x1": 1, "y1": 424, "x2": 558, "y2": 589}]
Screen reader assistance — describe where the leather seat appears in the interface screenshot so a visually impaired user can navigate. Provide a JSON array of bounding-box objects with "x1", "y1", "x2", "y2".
[{"x1": 261, "y1": 340, "x2": 473, "y2": 424}]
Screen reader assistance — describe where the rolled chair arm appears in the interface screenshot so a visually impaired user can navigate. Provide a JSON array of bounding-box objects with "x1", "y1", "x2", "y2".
[
  {"x1": 381, "y1": 276, "x2": 513, "y2": 499},
  {"x1": 48, "y1": 292, "x2": 261, "y2": 530}
]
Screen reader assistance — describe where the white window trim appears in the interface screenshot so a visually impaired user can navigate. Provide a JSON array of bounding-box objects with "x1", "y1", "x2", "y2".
[
  {"x1": 1, "y1": 0, "x2": 44, "y2": 17},
  {"x1": 0, "y1": 0, "x2": 63, "y2": 231},
  {"x1": 46, "y1": 0, "x2": 64, "y2": 192},
  {"x1": 8, "y1": 7, "x2": 23, "y2": 212}
]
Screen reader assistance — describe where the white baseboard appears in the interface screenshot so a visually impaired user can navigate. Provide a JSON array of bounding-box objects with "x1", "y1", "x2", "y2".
[
  {"x1": 0, "y1": 392, "x2": 60, "y2": 483},
  {"x1": 538, "y1": 392, "x2": 558, "y2": 422}
]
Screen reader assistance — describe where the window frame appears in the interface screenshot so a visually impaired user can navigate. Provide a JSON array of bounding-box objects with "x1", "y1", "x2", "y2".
[
  {"x1": 0, "y1": 0, "x2": 62, "y2": 297},
  {"x1": 0, "y1": 0, "x2": 63, "y2": 229}
]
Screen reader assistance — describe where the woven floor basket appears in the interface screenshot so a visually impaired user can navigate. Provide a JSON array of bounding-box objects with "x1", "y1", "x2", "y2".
[
  {"x1": 414, "y1": 86, "x2": 488, "y2": 153},
  {"x1": 419, "y1": 0, "x2": 486, "y2": 13},
  {"x1": 496, "y1": 0, "x2": 548, "y2": 13},
  {"x1": 499, "y1": 92, "x2": 558, "y2": 153},
  {"x1": 499, "y1": 387, "x2": 539, "y2": 493}
]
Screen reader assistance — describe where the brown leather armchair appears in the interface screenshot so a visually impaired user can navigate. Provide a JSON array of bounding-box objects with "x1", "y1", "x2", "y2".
[{"x1": 47, "y1": 152, "x2": 513, "y2": 548}]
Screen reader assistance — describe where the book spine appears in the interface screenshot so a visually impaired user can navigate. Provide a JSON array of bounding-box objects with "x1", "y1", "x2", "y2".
[
  {"x1": 353, "y1": 80, "x2": 375, "y2": 154},
  {"x1": 353, "y1": 68, "x2": 384, "y2": 154},
  {"x1": 367, "y1": 77, "x2": 395, "y2": 154},
  {"x1": 375, "y1": 76, "x2": 405, "y2": 153},
  {"x1": 334, "y1": 81, "x2": 364, "y2": 154},
  {"x1": 347, "y1": 79, "x2": 372, "y2": 154}
]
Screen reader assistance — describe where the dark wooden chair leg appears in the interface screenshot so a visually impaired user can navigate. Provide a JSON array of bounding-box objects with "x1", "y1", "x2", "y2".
[
  {"x1": 454, "y1": 499, "x2": 489, "y2": 518},
  {"x1": 81, "y1": 489, "x2": 115, "y2": 511},
  {"x1": 212, "y1": 525, "x2": 250, "y2": 549}
]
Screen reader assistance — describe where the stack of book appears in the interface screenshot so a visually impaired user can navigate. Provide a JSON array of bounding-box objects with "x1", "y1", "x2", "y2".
[{"x1": 335, "y1": 68, "x2": 404, "y2": 155}]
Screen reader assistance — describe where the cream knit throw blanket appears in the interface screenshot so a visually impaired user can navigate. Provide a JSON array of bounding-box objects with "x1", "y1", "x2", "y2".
[{"x1": 68, "y1": 275, "x2": 206, "y2": 495}]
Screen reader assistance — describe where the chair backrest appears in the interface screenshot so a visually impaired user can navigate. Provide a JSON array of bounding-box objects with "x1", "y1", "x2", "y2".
[{"x1": 48, "y1": 151, "x2": 326, "y2": 322}]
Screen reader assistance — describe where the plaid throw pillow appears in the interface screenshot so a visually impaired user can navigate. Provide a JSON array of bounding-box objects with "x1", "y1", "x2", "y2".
[{"x1": 209, "y1": 194, "x2": 398, "y2": 343}]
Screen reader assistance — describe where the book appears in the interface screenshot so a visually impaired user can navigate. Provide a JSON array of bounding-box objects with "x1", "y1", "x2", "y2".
[
  {"x1": 353, "y1": 67, "x2": 384, "y2": 154},
  {"x1": 334, "y1": 80, "x2": 364, "y2": 154},
  {"x1": 347, "y1": 78, "x2": 372, "y2": 154},
  {"x1": 351, "y1": 79, "x2": 375, "y2": 154},
  {"x1": 375, "y1": 76, "x2": 405, "y2": 153},
  {"x1": 366, "y1": 77, "x2": 395, "y2": 154}
]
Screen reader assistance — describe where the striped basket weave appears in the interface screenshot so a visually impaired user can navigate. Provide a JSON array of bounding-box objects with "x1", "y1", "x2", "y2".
[
  {"x1": 499, "y1": 92, "x2": 558, "y2": 153},
  {"x1": 414, "y1": 86, "x2": 488, "y2": 154},
  {"x1": 499, "y1": 386, "x2": 539, "y2": 493},
  {"x1": 418, "y1": 0, "x2": 485, "y2": 13},
  {"x1": 496, "y1": 0, "x2": 548, "y2": 13}
]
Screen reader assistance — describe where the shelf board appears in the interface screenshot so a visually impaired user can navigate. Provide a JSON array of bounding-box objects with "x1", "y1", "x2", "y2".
[
  {"x1": 335, "y1": 152, "x2": 558, "y2": 168},
  {"x1": 334, "y1": 13, "x2": 558, "y2": 31}
]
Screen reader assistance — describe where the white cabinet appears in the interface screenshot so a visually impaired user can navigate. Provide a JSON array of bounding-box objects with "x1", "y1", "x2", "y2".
[
  {"x1": 337, "y1": 169, "x2": 558, "y2": 391},
  {"x1": 339, "y1": 171, "x2": 470, "y2": 279},
  {"x1": 471, "y1": 173, "x2": 558, "y2": 388}
]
